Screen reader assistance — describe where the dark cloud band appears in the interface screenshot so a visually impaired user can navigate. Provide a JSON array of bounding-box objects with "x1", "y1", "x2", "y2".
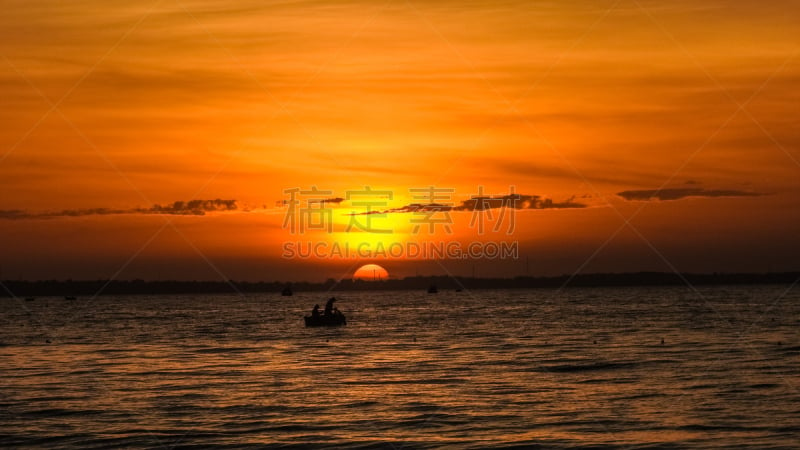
[
  {"x1": 346, "y1": 194, "x2": 586, "y2": 215},
  {"x1": 617, "y1": 188, "x2": 765, "y2": 201},
  {"x1": 0, "y1": 199, "x2": 237, "y2": 220}
]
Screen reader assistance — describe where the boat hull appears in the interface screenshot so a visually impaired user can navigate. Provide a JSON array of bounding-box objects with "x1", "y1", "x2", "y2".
[{"x1": 304, "y1": 314, "x2": 346, "y2": 327}]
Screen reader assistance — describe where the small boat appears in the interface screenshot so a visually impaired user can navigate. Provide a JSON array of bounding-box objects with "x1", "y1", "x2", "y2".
[
  {"x1": 25, "y1": 297, "x2": 35, "y2": 301},
  {"x1": 64, "y1": 296, "x2": 77, "y2": 300},
  {"x1": 305, "y1": 297, "x2": 346, "y2": 326},
  {"x1": 304, "y1": 313, "x2": 347, "y2": 327},
  {"x1": 281, "y1": 284, "x2": 293, "y2": 296},
  {"x1": 427, "y1": 284, "x2": 438, "y2": 294}
]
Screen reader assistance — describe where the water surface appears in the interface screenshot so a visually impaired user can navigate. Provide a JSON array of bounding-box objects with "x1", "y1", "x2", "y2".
[{"x1": 1, "y1": 286, "x2": 798, "y2": 448}]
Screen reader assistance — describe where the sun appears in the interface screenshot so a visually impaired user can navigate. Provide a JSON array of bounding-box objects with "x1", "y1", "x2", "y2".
[{"x1": 353, "y1": 264, "x2": 389, "y2": 281}]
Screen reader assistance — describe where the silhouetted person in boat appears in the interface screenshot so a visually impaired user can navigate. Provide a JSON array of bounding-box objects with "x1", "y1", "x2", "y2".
[
  {"x1": 324, "y1": 297, "x2": 337, "y2": 316},
  {"x1": 311, "y1": 304, "x2": 320, "y2": 318}
]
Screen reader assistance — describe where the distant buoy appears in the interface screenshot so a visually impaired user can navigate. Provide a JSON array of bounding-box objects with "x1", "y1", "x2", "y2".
[{"x1": 661, "y1": 338, "x2": 664, "y2": 345}]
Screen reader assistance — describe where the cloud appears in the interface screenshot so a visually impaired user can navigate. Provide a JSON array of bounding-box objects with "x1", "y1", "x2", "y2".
[
  {"x1": 274, "y1": 197, "x2": 344, "y2": 208},
  {"x1": 346, "y1": 193, "x2": 586, "y2": 215},
  {"x1": 454, "y1": 194, "x2": 586, "y2": 211},
  {"x1": 617, "y1": 188, "x2": 765, "y2": 201},
  {"x1": 0, "y1": 209, "x2": 27, "y2": 220},
  {"x1": 150, "y1": 199, "x2": 237, "y2": 214},
  {"x1": 0, "y1": 199, "x2": 238, "y2": 220},
  {"x1": 320, "y1": 197, "x2": 344, "y2": 205}
]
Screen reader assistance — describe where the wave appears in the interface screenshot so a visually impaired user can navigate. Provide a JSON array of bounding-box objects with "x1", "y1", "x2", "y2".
[{"x1": 543, "y1": 361, "x2": 641, "y2": 373}]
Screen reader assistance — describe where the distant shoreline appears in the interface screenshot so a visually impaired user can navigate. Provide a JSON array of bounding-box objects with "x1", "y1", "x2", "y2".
[{"x1": 2, "y1": 272, "x2": 798, "y2": 297}]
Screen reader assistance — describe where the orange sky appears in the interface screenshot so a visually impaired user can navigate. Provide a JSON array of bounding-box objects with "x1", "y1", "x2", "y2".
[{"x1": 1, "y1": 0, "x2": 798, "y2": 281}]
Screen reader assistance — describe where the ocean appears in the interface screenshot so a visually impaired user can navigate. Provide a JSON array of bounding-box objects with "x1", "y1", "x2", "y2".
[{"x1": 1, "y1": 286, "x2": 798, "y2": 448}]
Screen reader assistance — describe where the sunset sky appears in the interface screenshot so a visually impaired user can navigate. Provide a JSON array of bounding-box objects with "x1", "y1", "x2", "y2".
[{"x1": 1, "y1": 0, "x2": 798, "y2": 281}]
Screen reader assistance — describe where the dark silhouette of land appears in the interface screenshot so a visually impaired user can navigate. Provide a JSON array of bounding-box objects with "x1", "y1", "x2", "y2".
[{"x1": 1, "y1": 272, "x2": 798, "y2": 297}]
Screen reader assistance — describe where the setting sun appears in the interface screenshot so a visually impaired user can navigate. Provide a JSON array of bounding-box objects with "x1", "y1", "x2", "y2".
[{"x1": 352, "y1": 264, "x2": 389, "y2": 281}]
